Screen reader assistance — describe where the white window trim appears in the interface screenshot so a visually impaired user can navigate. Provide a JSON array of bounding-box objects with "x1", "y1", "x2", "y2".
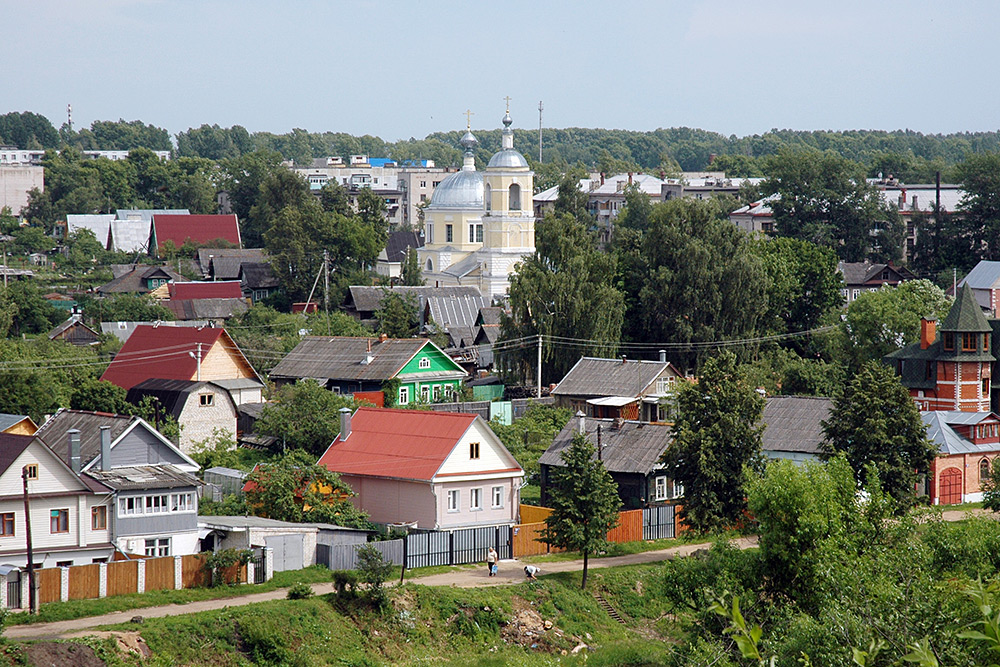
[
  {"x1": 654, "y1": 476, "x2": 668, "y2": 502},
  {"x1": 399, "y1": 386, "x2": 409, "y2": 405},
  {"x1": 470, "y1": 487, "x2": 483, "y2": 511},
  {"x1": 418, "y1": 357, "x2": 430, "y2": 369},
  {"x1": 492, "y1": 485, "x2": 504, "y2": 509},
  {"x1": 447, "y1": 490, "x2": 460, "y2": 513}
]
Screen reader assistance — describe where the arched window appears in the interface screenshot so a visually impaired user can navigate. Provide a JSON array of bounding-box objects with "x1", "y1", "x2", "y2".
[
  {"x1": 981, "y1": 458, "x2": 992, "y2": 485},
  {"x1": 426, "y1": 259, "x2": 433, "y2": 272},
  {"x1": 509, "y1": 183, "x2": 521, "y2": 211},
  {"x1": 484, "y1": 183, "x2": 491, "y2": 211}
]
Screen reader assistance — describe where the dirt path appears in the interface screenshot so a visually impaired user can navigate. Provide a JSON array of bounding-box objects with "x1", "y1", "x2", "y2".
[{"x1": 5, "y1": 537, "x2": 757, "y2": 640}]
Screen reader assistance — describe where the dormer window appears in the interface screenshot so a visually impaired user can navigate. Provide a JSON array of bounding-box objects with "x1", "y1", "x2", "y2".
[
  {"x1": 963, "y1": 332, "x2": 976, "y2": 352},
  {"x1": 944, "y1": 332, "x2": 955, "y2": 351}
]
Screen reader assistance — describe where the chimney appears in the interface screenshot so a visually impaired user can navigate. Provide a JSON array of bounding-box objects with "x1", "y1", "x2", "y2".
[
  {"x1": 901, "y1": 188, "x2": 907, "y2": 204},
  {"x1": 600, "y1": 173, "x2": 605, "y2": 186},
  {"x1": 621, "y1": 355, "x2": 627, "y2": 364},
  {"x1": 912, "y1": 195, "x2": 918, "y2": 210},
  {"x1": 659, "y1": 349, "x2": 666, "y2": 363},
  {"x1": 100, "y1": 426, "x2": 112, "y2": 471},
  {"x1": 920, "y1": 318, "x2": 937, "y2": 350},
  {"x1": 339, "y1": 407, "x2": 352, "y2": 441},
  {"x1": 628, "y1": 172, "x2": 633, "y2": 185},
  {"x1": 576, "y1": 410, "x2": 585, "y2": 436},
  {"x1": 67, "y1": 429, "x2": 81, "y2": 474}
]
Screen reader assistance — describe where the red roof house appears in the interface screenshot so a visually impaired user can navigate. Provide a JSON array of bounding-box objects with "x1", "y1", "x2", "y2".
[
  {"x1": 168, "y1": 281, "x2": 244, "y2": 300},
  {"x1": 318, "y1": 407, "x2": 523, "y2": 529},
  {"x1": 100, "y1": 325, "x2": 262, "y2": 397},
  {"x1": 150, "y1": 215, "x2": 242, "y2": 255}
]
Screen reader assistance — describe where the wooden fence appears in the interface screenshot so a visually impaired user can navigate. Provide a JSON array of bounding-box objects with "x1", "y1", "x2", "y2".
[
  {"x1": 5, "y1": 553, "x2": 259, "y2": 610},
  {"x1": 511, "y1": 504, "x2": 678, "y2": 557}
]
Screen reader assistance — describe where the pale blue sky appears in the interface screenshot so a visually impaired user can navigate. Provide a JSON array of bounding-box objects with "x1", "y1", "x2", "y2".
[{"x1": 4, "y1": 0, "x2": 998, "y2": 142}]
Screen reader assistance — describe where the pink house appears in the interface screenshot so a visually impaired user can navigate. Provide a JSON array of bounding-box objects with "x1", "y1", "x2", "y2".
[{"x1": 318, "y1": 407, "x2": 524, "y2": 530}]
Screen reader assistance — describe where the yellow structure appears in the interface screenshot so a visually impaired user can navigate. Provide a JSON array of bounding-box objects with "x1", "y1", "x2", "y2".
[{"x1": 0, "y1": 414, "x2": 38, "y2": 436}]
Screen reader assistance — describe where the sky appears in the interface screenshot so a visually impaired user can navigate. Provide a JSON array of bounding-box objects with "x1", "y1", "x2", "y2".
[{"x1": 4, "y1": 0, "x2": 999, "y2": 143}]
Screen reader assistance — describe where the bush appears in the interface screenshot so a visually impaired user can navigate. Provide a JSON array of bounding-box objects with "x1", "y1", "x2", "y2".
[
  {"x1": 204, "y1": 548, "x2": 253, "y2": 586},
  {"x1": 356, "y1": 545, "x2": 393, "y2": 610},
  {"x1": 332, "y1": 570, "x2": 359, "y2": 597},
  {"x1": 286, "y1": 582, "x2": 314, "y2": 600}
]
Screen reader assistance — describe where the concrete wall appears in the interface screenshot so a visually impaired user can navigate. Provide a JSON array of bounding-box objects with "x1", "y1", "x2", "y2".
[{"x1": 0, "y1": 166, "x2": 43, "y2": 215}]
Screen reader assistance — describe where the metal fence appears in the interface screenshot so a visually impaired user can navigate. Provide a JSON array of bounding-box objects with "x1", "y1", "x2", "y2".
[
  {"x1": 405, "y1": 526, "x2": 512, "y2": 569},
  {"x1": 643, "y1": 505, "x2": 676, "y2": 540},
  {"x1": 426, "y1": 397, "x2": 553, "y2": 422},
  {"x1": 321, "y1": 539, "x2": 404, "y2": 571}
]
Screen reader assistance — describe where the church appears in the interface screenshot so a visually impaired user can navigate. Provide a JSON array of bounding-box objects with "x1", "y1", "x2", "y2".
[{"x1": 418, "y1": 105, "x2": 536, "y2": 301}]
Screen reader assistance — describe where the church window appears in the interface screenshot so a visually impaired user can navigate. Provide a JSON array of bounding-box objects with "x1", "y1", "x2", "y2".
[
  {"x1": 963, "y1": 332, "x2": 976, "y2": 351},
  {"x1": 484, "y1": 184, "x2": 491, "y2": 211},
  {"x1": 509, "y1": 183, "x2": 521, "y2": 211},
  {"x1": 427, "y1": 223, "x2": 433, "y2": 243},
  {"x1": 446, "y1": 224, "x2": 453, "y2": 243},
  {"x1": 944, "y1": 332, "x2": 955, "y2": 351},
  {"x1": 426, "y1": 259, "x2": 433, "y2": 272},
  {"x1": 981, "y1": 458, "x2": 991, "y2": 484}
]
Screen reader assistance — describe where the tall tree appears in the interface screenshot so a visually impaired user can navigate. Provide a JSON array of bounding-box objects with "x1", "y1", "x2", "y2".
[
  {"x1": 375, "y1": 292, "x2": 419, "y2": 338},
  {"x1": 542, "y1": 434, "x2": 621, "y2": 589},
  {"x1": 956, "y1": 152, "x2": 1000, "y2": 259},
  {"x1": 662, "y1": 351, "x2": 765, "y2": 532},
  {"x1": 821, "y1": 361, "x2": 937, "y2": 510},
  {"x1": 499, "y1": 213, "x2": 624, "y2": 384},
  {"x1": 254, "y1": 380, "x2": 360, "y2": 456},
  {"x1": 400, "y1": 248, "x2": 424, "y2": 286}
]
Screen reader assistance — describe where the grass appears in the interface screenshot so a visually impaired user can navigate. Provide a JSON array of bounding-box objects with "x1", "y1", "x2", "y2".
[{"x1": 7, "y1": 565, "x2": 337, "y2": 626}]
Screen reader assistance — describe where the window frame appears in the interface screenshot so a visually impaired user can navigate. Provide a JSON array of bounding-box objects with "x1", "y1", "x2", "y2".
[
  {"x1": 23, "y1": 464, "x2": 38, "y2": 481},
  {"x1": 654, "y1": 476, "x2": 668, "y2": 501},
  {"x1": 91, "y1": 506, "x2": 107, "y2": 531},
  {"x1": 982, "y1": 458, "x2": 992, "y2": 485},
  {"x1": 492, "y1": 485, "x2": 504, "y2": 509},
  {"x1": 470, "y1": 487, "x2": 483, "y2": 511},
  {"x1": 963, "y1": 332, "x2": 977, "y2": 352},
  {"x1": 944, "y1": 332, "x2": 955, "y2": 351},
  {"x1": 447, "y1": 489, "x2": 460, "y2": 512},
  {"x1": 469, "y1": 442, "x2": 481, "y2": 459},
  {"x1": 50, "y1": 509, "x2": 69, "y2": 534},
  {"x1": 199, "y1": 393, "x2": 214, "y2": 407},
  {"x1": 399, "y1": 386, "x2": 409, "y2": 405},
  {"x1": 0, "y1": 512, "x2": 14, "y2": 537},
  {"x1": 418, "y1": 357, "x2": 431, "y2": 369},
  {"x1": 445, "y1": 224, "x2": 453, "y2": 243}
]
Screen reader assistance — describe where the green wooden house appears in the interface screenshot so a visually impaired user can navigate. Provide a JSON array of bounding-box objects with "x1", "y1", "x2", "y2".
[{"x1": 269, "y1": 336, "x2": 467, "y2": 405}]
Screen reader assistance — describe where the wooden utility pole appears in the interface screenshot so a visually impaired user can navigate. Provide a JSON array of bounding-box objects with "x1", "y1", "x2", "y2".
[
  {"x1": 323, "y1": 249, "x2": 330, "y2": 335},
  {"x1": 536, "y1": 334, "x2": 542, "y2": 398},
  {"x1": 22, "y1": 466, "x2": 36, "y2": 614}
]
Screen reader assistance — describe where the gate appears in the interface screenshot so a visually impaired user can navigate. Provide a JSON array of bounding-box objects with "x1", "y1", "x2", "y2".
[
  {"x1": 250, "y1": 551, "x2": 266, "y2": 584},
  {"x1": 643, "y1": 505, "x2": 675, "y2": 540},
  {"x1": 405, "y1": 526, "x2": 511, "y2": 569},
  {"x1": 939, "y1": 467, "x2": 964, "y2": 505},
  {"x1": 405, "y1": 531, "x2": 450, "y2": 569},
  {"x1": 6, "y1": 570, "x2": 19, "y2": 609}
]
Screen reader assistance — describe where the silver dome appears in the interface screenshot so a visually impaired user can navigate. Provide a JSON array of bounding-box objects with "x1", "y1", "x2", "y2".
[
  {"x1": 428, "y1": 169, "x2": 484, "y2": 209},
  {"x1": 487, "y1": 148, "x2": 529, "y2": 169}
]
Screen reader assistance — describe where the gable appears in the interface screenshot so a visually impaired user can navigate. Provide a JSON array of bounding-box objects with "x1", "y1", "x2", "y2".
[
  {"x1": 87, "y1": 422, "x2": 193, "y2": 471},
  {"x1": 435, "y1": 419, "x2": 522, "y2": 479},
  {"x1": 397, "y1": 342, "x2": 465, "y2": 377},
  {"x1": 0, "y1": 441, "x2": 90, "y2": 496}
]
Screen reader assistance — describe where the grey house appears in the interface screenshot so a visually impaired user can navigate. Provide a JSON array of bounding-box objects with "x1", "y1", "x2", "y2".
[
  {"x1": 540, "y1": 414, "x2": 679, "y2": 510},
  {"x1": 35, "y1": 409, "x2": 202, "y2": 558}
]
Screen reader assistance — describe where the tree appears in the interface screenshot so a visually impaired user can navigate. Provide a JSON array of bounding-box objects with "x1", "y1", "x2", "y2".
[
  {"x1": 243, "y1": 449, "x2": 370, "y2": 528},
  {"x1": 319, "y1": 180, "x2": 351, "y2": 216},
  {"x1": 77, "y1": 293, "x2": 174, "y2": 324},
  {"x1": 821, "y1": 361, "x2": 937, "y2": 510},
  {"x1": 982, "y1": 458, "x2": 1000, "y2": 513},
  {"x1": 400, "y1": 248, "x2": 424, "y2": 286},
  {"x1": 542, "y1": 434, "x2": 621, "y2": 589},
  {"x1": 840, "y1": 279, "x2": 951, "y2": 369},
  {"x1": 70, "y1": 378, "x2": 130, "y2": 414},
  {"x1": 662, "y1": 351, "x2": 765, "y2": 532},
  {"x1": 956, "y1": 152, "x2": 1000, "y2": 259},
  {"x1": 499, "y1": 213, "x2": 624, "y2": 383},
  {"x1": 355, "y1": 544, "x2": 394, "y2": 610},
  {"x1": 553, "y1": 172, "x2": 590, "y2": 221},
  {"x1": 762, "y1": 149, "x2": 903, "y2": 263},
  {"x1": 752, "y1": 237, "x2": 844, "y2": 336},
  {"x1": 375, "y1": 291, "x2": 419, "y2": 338},
  {"x1": 254, "y1": 380, "x2": 361, "y2": 456}
]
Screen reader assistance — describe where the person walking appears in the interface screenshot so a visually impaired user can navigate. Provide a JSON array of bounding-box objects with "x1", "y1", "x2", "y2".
[{"x1": 486, "y1": 547, "x2": 498, "y2": 576}]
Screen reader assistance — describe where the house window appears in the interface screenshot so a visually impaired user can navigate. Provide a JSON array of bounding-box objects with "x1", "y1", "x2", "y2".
[
  {"x1": 56, "y1": 560, "x2": 73, "y2": 568},
  {"x1": 509, "y1": 184, "x2": 521, "y2": 211},
  {"x1": 446, "y1": 224, "x2": 453, "y2": 243},
  {"x1": 144, "y1": 538, "x2": 170, "y2": 557},
  {"x1": 963, "y1": 332, "x2": 976, "y2": 352},
  {"x1": 145, "y1": 495, "x2": 168, "y2": 514},
  {"x1": 926, "y1": 362, "x2": 934, "y2": 381},
  {"x1": 172, "y1": 493, "x2": 193, "y2": 512},
  {"x1": 50, "y1": 509, "x2": 69, "y2": 533},
  {"x1": 944, "y1": 332, "x2": 955, "y2": 351},
  {"x1": 981, "y1": 459, "x2": 992, "y2": 485},
  {"x1": 447, "y1": 490, "x2": 459, "y2": 512},
  {"x1": 470, "y1": 488, "x2": 483, "y2": 510},
  {"x1": 199, "y1": 394, "x2": 214, "y2": 407},
  {"x1": 986, "y1": 334, "x2": 992, "y2": 351},
  {"x1": 470, "y1": 442, "x2": 480, "y2": 459},
  {"x1": 492, "y1": 486, "x2": 504, "y2": 508},
  {"x1": 672, "y1": 481, "x2": 685, "y2": 499},
  {"x1": 119, "y1": 497, "x2": 142, "y2": 516},
  {"x1": 852, "y1": 289, "x2": 860, "y2": 300},
  {"x1": 420, "y1": 386, "x2": 430, "y2": 402},
  {"x1": 418, "y1": 357, "x2": 431, "y2": 369},
  {"x1": 433, "y1": 385, "x2": 441, "y2": 401},
  {"x1": 984, "y1": 377, "x2": 991, "y2": 396},
  {"x1": 420, "y1": 180, "x2": 427, "y2": 188},
  {"x1": 654, "y1": 476, "x2": 668, "y2": 501},
  {"x1": 23, "y1": 464, "x2": 38, "y2": 480},
  {"x1": 0, "y1": 513, "x2": 13, "y2": 536},
  {"x1": 91, "y1": 506, "x2": 107, "y2": 530},
  {"x1": 469, "y1": 224, "x2": 476, "y2": 243},
  {"x1": 399, "y1": 387, "x2": 409, "y2": 405},
  {"x1": 655, "y1": 377, "x2": 676, "y2": 394}
]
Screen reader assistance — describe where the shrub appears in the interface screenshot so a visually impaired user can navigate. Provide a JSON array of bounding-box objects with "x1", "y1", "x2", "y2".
[
  {"x1": 204, "y1": 548, "x2": 253, "y2": 586},
  {"x1": 332, "y1": 570, "x2": 359, "y2": 597},
  {"x1": 286, "y1": 582, "x2": 314, "y2": 600}
]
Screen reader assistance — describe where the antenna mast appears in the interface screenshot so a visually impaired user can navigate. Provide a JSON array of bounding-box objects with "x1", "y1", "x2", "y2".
[
  {"x1": 67, "y1": 104, "x2": 72, "y2": 132},
  {"x1": 537, "y1": 101, "x2": 543, "y2": 163}
]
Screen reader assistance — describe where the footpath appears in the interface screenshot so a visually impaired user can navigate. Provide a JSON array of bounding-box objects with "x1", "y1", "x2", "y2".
[
  {"x1": 5, "y1": 536, "x2": 757, "y2": 641},
  {"x1": 5, "y1": 509, "x2": 987, "y2": 640}
]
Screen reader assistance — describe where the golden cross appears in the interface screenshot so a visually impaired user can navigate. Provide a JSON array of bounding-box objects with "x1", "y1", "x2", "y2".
[
  {"x1": 503, "y1": 96, "x2": 512, "y2": 112},
  {"x1": 464, "y1": 109, "x2": 474, "y2": 130}
]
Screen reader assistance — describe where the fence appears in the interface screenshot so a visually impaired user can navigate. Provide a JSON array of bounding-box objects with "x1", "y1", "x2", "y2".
[
  {"x1": 427, "y1": 397, "x2": 554, "y2": 422},
  {"x1": 643, "y1": 505, "x2": 676, "y2": 540},
  {"x1": 404, "y1": 526, "x2": 512, "y2": 569},
  {"x1": 320, "y1": 539, "x2": 404, "y2": 571},
  {"x1": 509, "y1": 504, "x2": 678, "y2": 558},
  {"x1": 2, "y1": 551, "x2": 272, "y2": 610}
]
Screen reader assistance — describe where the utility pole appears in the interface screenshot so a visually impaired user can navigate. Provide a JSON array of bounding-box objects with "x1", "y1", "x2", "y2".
[
  {"x1": 22, "y1": 466, "x2": 36, "y2": 614},
  {"x1": 537, "y1": 101, "x2": 543, "y2": 164},
  {"x1": 323, "y1": 249, "x2": 330, "y2": 335},
  {"x1": 536, "y1": 334, "x2": 542, "y2": 398}
]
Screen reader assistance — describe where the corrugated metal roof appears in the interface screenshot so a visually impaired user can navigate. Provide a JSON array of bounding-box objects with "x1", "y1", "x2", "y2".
[
  {"x1": 760, "y1": 396, "x2": 832, "y2": 455},
  {"x1": 269, "y1": 336, "x2": 451, "y2": 382},
  {"x1": 551, "y1": 357, "x2": 672, "y2": 398},
  {"x1": 168, "y1": 281, "x2": 244, "y2": 300},
  {"x1": 108, "y1": 219, "x2": 153, "y2": 253},
  {"x1": 99, "y1": 320, "x2": 211, "y2": 344},
  {"x1": 66, "y1": 214, "x2": 115, "y2": 248},
  {"x1": 36, "y1": 409, "x2": 136, "y2": 468},
  {"x1": 960, "y1": 261, "x2": 1000, "y2": 291},
  {"x1": 100, "y1": 325, "x2": 228, "y2": 390},
  {"x1": 86, "y1": 464, "x2": 200, "y2": 491},
  {"x1": 151, "y1": 214, "x2": 241, "y2": 250},
  {"x1": 919, "y1": 412, "x2": 997, "y2": 455},
  {"x1": 540, "y1": 417, "x2": 672, "y2": 475}
]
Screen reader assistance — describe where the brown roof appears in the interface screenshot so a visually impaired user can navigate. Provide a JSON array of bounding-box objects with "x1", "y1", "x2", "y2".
[
  {"x1": 97, "y1": 265, "x2": 183, "y2": 294},
  {"x1": 551, "y1": 357, "x2": 678, "y2": 398},
  {"x1": 269, "y1": 336, "x2": 439, "y2": 382}
]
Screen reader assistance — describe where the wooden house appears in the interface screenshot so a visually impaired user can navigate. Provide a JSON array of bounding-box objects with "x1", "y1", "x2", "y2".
[{"x1": 550, "y1": 355, "x2": 684, "y2": 422}]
